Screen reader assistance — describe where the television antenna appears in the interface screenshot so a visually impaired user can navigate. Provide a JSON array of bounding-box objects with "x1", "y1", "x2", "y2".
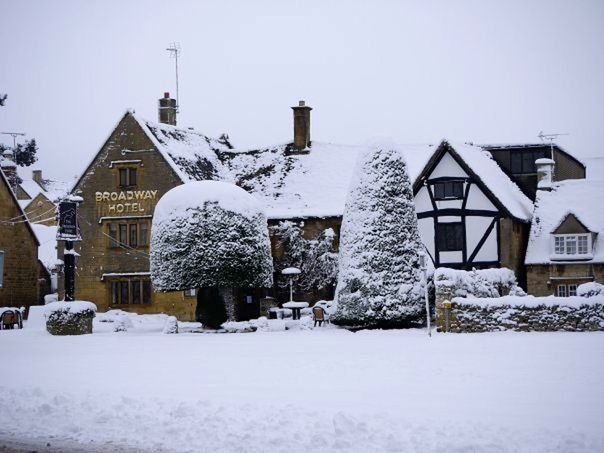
[
  {"x1": 166, "y1": 42, "x2": 181, "y2": 112},
  {"x1": 538, "y1": 131, "x2": 569, "y2": 159},
  {"x1": 1, "y1": 131, "x2": 26, "y2": 149}
]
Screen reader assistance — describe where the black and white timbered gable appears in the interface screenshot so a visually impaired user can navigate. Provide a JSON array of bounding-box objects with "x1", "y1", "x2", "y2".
[{"x1": 413, "y1": 141, "x2": 533, "y2": 269}]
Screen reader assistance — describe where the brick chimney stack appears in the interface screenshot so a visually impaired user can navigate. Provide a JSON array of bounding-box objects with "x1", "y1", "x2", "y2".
[
  {"x1": 536, "y1": 158, "x2": 555, "y2": 191},
  {"x1": 291, "y1": 100, "x2": 312, "y2": 150},
  {"x1": 32, "y1": 170, "x2": 43, "y2": 185},
  {"x1": 158, "y1": 92, "x2": 177, "y2": 126}
]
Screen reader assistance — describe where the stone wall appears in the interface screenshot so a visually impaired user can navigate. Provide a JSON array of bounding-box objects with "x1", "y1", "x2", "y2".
[
  {"x1": 445, "y1": 297, "x2": 603, "y2": 332},
  {"x1": 527, "y1": 263, "x2": 604, "y2": 297}
]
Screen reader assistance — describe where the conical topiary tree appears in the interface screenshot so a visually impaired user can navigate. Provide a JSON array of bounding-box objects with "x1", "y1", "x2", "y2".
[
  {"x1": 332, "y1": 146, "x2": 425, "y2": 329},
  {"x1": 150, "y1": 181, "x2": 273, "y2": 328}
]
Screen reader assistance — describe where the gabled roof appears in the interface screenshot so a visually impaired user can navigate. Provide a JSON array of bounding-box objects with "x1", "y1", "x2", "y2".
[
  {"x1": 19, "y1": 179, "x2": 44, "y2": 200},
  {"x1": 130, "y1": 113, "x2": 233, "y2": 183},
  {"x1": 413, "y1": 141, "x2": 534, "y2": 222},
  {"x1": 221, "y1": 141, "x2": 435, "y2": 219},
  {"x1": 526, "y1": 179, "x2": 604, "y2": 264},
  {"x1": 481, "y1": 142, "x2": 586, "y2": 171},
  {"x1": 0, "y1": 170, "x2": 40, "y2": 247}
]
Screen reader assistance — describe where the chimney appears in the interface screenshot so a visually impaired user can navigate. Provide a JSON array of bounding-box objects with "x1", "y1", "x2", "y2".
[
  {"x1": 1, "y1": 150, "x2": 18, "y2": 190},
  {"x1": 158, "y1": 92, "x2": 177, "y2": 126},
  {"x1": 32, "y1": 169, "x2": 43, "y2": 185},
  {"x1": 536, "y1": 158, "x2": 555, "y2": 190},
  {"x1": 291, "y1": 100, "x2": 312, "y2": 150}
]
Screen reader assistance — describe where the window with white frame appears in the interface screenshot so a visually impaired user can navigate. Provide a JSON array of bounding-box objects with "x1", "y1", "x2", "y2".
[
  {"x1": 552, "y1": 234, "x2": 592, "y2": 258},
  {"x1": 556, "y1": 284, "x2": 578, "y2": 297}
]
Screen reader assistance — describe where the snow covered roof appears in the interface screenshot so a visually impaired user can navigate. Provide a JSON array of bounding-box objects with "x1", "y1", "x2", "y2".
[
  {"x1": 585, "y1": 157, "x2": 604, "y2": 180},
  {"x1": 451, "y1": 142, "x2": 533, "y2": 221},
  {"x1": 221, "y1": 142, "x2": 435, "y2": 219},
  {"x1": 131, "y1": 113, "x2": 233, "y2": 183},
  {"x1": 526, "y1": 179, "x2": 604, "y2": 264},
  {"x1": 413, "y1": 141, "x2": 533, "y2": 222},
  {"x1": 18, "y1": 179, "x2": 44, "y2": 200},
  {"x1": 31, "y1": 224, "x2": 59, "y2": 271}
]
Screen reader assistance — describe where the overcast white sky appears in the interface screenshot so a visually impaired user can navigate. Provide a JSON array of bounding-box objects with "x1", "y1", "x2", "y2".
[{"x1": 1, "y1": 0, "x2": 603, "y2": 182}]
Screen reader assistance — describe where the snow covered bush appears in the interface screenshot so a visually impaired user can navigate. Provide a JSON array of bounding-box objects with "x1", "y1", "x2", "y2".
[
  {"x1": 162, "y1": 316, "x2": 179, "y2": 334},
  {"x1": 434, "y1": 267, "x2": 526, "y2": 299},
  {"x1": 272, "y1": 221, "x2": 338, "y2": 294},
  {"x1": 150, "y1": 181, "x2": 273, "y2": 328},
  {"x1": 577, "y1": 282, "x2": 604, "y2": 298},
  {"x1": 44, "y1": 301, "x2": 96, "y2": 335},
  {"x1": 332, "y1": 146, "x2": 425, "y2": 328}
]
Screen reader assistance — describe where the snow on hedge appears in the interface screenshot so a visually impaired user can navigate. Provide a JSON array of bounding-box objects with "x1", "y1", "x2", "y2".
[
  {"x1": 44, "y1": 301, "x2": 97, "y2": 316},
  {"x1": 434, "y1": 267, "x2": 525, "y2": 298},
  {"x1": 151, "y1": 181, "x2": 273, "y2": 291},
  {"x1": 577, "y1": 282, "x2": 604, "y2": 298},
  {"x1": 452, "y1": 294, "x2": 604, "y2": 308},
  {"x1": 333, "y1": 146, "x2": 425, "y2": 328}
]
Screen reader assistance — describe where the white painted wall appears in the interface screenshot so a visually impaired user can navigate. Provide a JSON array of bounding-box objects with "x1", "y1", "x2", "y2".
[
  {"x1": 429, "y1": 152, "x2": 468, "y2": 179},
  {"x1": 466, "y1": 184, "x2": 496, "y2": 211},
  {"x1": 414, "y1": 186, "x2": 432, "y2": 212},
  {"x1": 440, "y1": 251, "x2": 463, "y2": 263},
  {"x1": 472, "y1": 221, "x2": 498, "y2": 262},
  {"x1": 465, "y1": 216, "x2": 497, "y2": 262},
  {"x1": 417, "y1": 217, "x2": 435, "y2": 259}
]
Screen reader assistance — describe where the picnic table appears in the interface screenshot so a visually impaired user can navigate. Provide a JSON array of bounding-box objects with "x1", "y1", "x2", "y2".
[{"x1": 282, "y1": 301, "x2": 309, "y2": 320}]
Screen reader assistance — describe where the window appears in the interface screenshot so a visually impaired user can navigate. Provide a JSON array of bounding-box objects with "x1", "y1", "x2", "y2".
[
  {"x1": 568, "y1": 284, "x2": 577, "y2": 297},
  {"x1": 111, "y1": 279, "x2": 152, "y2": 305},
  {"x1": 0, "y1": 250, "x2": 4, "y2": 288},
  {"x1": 108, "y1": 221, "x2": 150, "y2": 249},
  {"x1": 129, "y1": 224, "x2": 138, "y2": 248},
  {"x1": 510, "y1": 150, "x2": 547, "y2": 174},
  {"x1": 556, "y1": 284, "x2": 567, "y2": 297},
  {"x1": 437, "y1": 222, "x2": 464, "y2": 252},
  {"x1": 433, "y1": 181, "x2": 464, "y2": 200},
  {"x1": 117, "y1": 167, "x2": 137, "y2": 187},
  {"x1": 552, "y1": 234, "x2": 592, "y2": 258},
  {"x1": 139, "y1": 223, "x2": 148, "y2": 246},
  {"x1": 119, "y1": 224, "x2": 127, "y2": 246},
  {"x1": 109, "y1": 224, "x2": 118, "y2": 248},
  {"x1": 184, "y1": 289, "x2": 197, "y2": 297}
]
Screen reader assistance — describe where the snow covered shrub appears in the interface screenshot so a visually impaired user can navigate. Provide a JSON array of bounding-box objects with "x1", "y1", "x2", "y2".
[
  {"x1": 162, "y1": 316, "x2": 179, "y2": 334},
  {"x1": 434, "y1": 267, "x2": 525, "y2": 298},
  {"x1": 150, "y1": 181, "x2": 273, "y2": 327},
  {"x1": 45, "y1": 301, "x2": 96, "y2": 335},
  {"x1": 577, "y1": 282, "x2": 604, "y2": 298},
  {"x1": 272, "y1": 221, "x2": 338, "y2": 293},
  {"x1": 332, "y1": 146, "x2": 425, "y2": 328}
]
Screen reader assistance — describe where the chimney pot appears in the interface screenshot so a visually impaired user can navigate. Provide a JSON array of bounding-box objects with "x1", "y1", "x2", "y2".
[
  {"x1": 158, "y1": 92, "x2": 177, "y2": 126},
  {"x1": 536, "y1": 158, "x2": 555, "y2": 191},
  {"x1": 32, "y1": 170, "x2": 43, "y2": 185},
  {"x1": 291, "y1": 100, "x2": 312, "y2": 150}
]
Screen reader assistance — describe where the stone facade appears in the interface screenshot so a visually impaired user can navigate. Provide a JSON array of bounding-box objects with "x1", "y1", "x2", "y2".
[
  {"x1": 527, "y1": 263, "x2": 604, "y2": 297},
  {"x1": 0, "y1": 173, "x2": 40, "y2": 310},
  {"x1": 499, "y1": 217, "x2": 529, "y2": 288},
  {"x1": 67, "y1": 112, "x2": 199, "y2": 320},
  {"x1": 23, "y1": 192, "x2": 57, "y2": 226}
]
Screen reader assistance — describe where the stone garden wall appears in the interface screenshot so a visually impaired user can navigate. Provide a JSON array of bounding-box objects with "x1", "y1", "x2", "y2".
[{"x1": 434, "y1": 268, "x2": 604, "y2": 333}]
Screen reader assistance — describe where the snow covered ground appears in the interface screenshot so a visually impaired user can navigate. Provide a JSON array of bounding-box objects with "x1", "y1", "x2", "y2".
[{"x1": 1, "y1": 314, "x2": 603, "y2": 453}]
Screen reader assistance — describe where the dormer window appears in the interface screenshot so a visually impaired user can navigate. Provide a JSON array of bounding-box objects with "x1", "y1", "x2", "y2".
[{"x1": 551, "y1": 234, "x2": 592, "y2": 260}]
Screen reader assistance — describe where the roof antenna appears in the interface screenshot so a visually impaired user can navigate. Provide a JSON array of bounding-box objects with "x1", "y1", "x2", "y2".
[
  {"x1": 1, "y1": 131, "x2": 26, "y2": 149},
  {"x1": 538, "y1": 131, "x2": 569, "y2": 159},
  {"x1": 166, "y1": 42, "x2": 181, "y2": 113}
]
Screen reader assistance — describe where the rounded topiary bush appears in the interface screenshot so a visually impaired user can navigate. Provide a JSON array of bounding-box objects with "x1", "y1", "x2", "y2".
[{"x1": 45, "y1": 301, "x2": 97, "y2": 335}]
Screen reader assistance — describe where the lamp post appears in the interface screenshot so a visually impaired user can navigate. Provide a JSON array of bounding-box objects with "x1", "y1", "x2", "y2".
[
  {"x1": 419, "y1": 252, "x2": 431, "y2": 337},
  {"x1": 281, "y1": 267, "x2": 301, "y2": 302}
]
